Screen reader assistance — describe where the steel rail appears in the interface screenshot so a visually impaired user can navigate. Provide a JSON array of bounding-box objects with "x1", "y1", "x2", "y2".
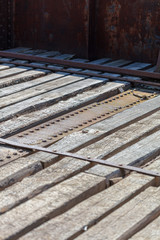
[
  {"x1": 0, "y1": 59, "x2": 160, "y2": 88},
  {"x1": 0, "y1": 138, "x2": 160, "y2": 179},
  {"x1": 0, "y1": 51, "x2": 160, "y2": 81}
]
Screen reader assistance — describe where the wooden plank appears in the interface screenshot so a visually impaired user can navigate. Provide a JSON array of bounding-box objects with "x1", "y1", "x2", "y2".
[
  {"x1": 53, "y1": 53, "x2": 75, "y2": 60},
  {"x1": 130, "y1": 215, "x2": 160, "y2": 240},
  {"x1": 0, "y1": 69, "x2": 50, "y2": 88},
  {"x1": 0, "y1": 76, "x2": 109, "y2": 122},
  {"x1": 0, "y1": 173, "x2": 106, "y2": 240},
  {"x1": 0, "y1": 81, "x2": 129, "y2": 137},
  {"x1": 35, "y1": 51, "x2": 60, "y2": 57},
  {"x1": 18, "y1": 158, "x2": 160, "y2": 240},
  {"x1": 75, "y1": 186, "x2": 160, "y2": 240},
  {"x1": 0, "y1": 63, "x2": 14, "y2": 71},
  {"x1": 0, "y1": 72, "x2": 71, "y2": 98},
  {"x1": 0, "y1": 66, "x2": 32, "y2": 79},
  {"x1": 122, "y1": 62, "x2": 151, "y2": 70},
  {"x1": 0, "y1": 109, "x2": 159, "y2": 192},
  {"x1": 0, "y1": 74, "x2": 84, "y2": 106},
  {"x1": 103, "y1": 59, "x2": 132, "y2": 67},
  {"x1": 87, "y1": 130, "x2": 160, "y2": 179}
]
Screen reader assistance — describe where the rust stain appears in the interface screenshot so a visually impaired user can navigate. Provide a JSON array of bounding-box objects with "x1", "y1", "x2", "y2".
[
  {"x1": 95, "y1": 0, "x2": 160, "y2": 63},
  {"x1": 10, "y1": 0, "x2": 160, "y2": 62}
]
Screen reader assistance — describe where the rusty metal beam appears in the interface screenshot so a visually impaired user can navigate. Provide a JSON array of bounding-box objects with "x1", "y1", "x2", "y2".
[
  {"x1": 0, "y1": 137, "x2": 160, "y2": 179},
  {"x1": 0, "y1": 51, "x2": 160, "y2": 81}
]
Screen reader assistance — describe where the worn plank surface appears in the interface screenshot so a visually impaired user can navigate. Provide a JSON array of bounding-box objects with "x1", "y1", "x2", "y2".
[
  {"x1": 0, "y1": 173, "x2": 106, "y2": 240},
  {"x1": 19, "y1": 158, "x2": 160, "y2": 240},
  {"x1": 130, "y1": 215, "x2": 160, "y2": 240},
  {"x1": 0, "y1": 49, "x2": 159, "y2": 240},
  {"x1": 75, "y1": 186, "x2": 160, "y2": 240}
]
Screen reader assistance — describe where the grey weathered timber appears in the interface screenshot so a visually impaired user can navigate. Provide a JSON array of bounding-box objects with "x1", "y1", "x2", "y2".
[
  {"x1": 75, "y1": 186, "x2": 160, "y2": 240},
  {"x1": 0, "y1": 69, "x2": 49, "y2": 88},
  {"x1": 0, "y1": 109, "x2": 159, "y2": 192},
  {"x1": 0, "y1": 63, "x2": 14, "y2": 71},
  {"x1": 0, "y1": 81, "x2": 129, "y2": 137},
  {"x1": 19, "y1": 158, "x2": 160, "y2": 240},
  {"x1": 103, "y1": 59, "x2": 132, "y2": 67},
  {"x1": 0, "y1": 66, "x2": 32, "y2": 79},
  {"x1": 87, "y1": 129, "x2": 160, "y2": 179},
  {"x1": 0, "y1": 173, "x2": 106, "y2": 240},
  {"x1": 0, "y1": 76, "x2": 109, "y2": 122},
  {"x1": 122, "y1": 62, "x2": 151, "y2": 70},
  {"x1": 130, "y1": 215, "x2": 160, "y2": 240},
  {"x1": 0, "y1": 74, "x2": 86, "y2": 108}
]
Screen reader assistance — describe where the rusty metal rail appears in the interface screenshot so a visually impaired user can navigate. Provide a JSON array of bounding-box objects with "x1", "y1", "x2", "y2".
[
  {"x1": 0, "y1": 137, "x2": 160, "y2": 181},
  {"x1": 0, "y1": 51, "x2": 160, "y2": 82}
]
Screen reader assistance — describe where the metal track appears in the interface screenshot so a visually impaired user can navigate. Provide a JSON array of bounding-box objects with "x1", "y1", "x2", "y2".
[{"x1": 0, "y1": 89, "x2": 157, "y2": 166}]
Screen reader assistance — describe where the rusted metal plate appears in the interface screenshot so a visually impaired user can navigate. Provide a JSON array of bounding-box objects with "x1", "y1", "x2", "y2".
[
  {"x1": 94, "y1": 0, "x2": 160, "y2": 63},
  {"x1": 0, "y1": 90, "x2": 157, "y2": 165},
  {"x1": 14, "y1": 0, "x2": 90, "y2": 58}
]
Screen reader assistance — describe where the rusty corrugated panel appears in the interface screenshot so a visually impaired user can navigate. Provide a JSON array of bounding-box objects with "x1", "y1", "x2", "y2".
[
  {"x1": 94, "y1": 0, "x2": 160, "y2": 63},
  {"x1": 14, "y1": 0, "x2": 90, "y2": 58}
]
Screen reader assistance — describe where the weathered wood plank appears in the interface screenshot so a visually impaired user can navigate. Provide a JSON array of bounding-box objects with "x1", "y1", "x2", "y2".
[
  {"x1": 0, "y1": 69, "x2": 50, "y2": 91},
  {"x1": 122, "y1": 62, "x2": 151, "y2": 70},
  {"x1": 0, "y1": 72, "x2": 72, "y2": 98},
  {"x1": 0, "y1": 66, "x2": 32, "y2": 79},
  {"x1": 87, "y1": 130, "x2": 160, "y2": 179},
  {"x1": 0, "y1": 109, "x2": 159, "y2": 193},
  {"x1": 0, "y1": 113, "x2": 159, "y2": 213},
  {"x1": 103, "y1": 59, "x2": 132, "y2": 67},
  {"x1": 0, "y1": 173, "x2": 106, "y2": 240},
  {"x1": 19, "y1": 158, "x2": 160, "y2": 240},
  {"x1": 0, "y1": 80, "x2": 130, "y2": 135},
  {"x1": 0, "y1": 76, "x2": 109, "y2": 122},
  {"x1": 0, "y1": 63, "x2": 14, "y2": 71},
  {"x1": 130, "y1": 215, "x2": 160, "y2": 240},
  {"x1": 75, "y1": 186, "x2": 160, "y2": 240}
]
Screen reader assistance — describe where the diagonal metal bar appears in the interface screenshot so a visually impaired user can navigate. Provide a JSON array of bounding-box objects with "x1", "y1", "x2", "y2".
[
  {"x1": 0, "y1": 138, "x2": 160, "y2": 179},
  {"x1": 0, "y1": 51, "x2": 160, "y2": 81}
]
